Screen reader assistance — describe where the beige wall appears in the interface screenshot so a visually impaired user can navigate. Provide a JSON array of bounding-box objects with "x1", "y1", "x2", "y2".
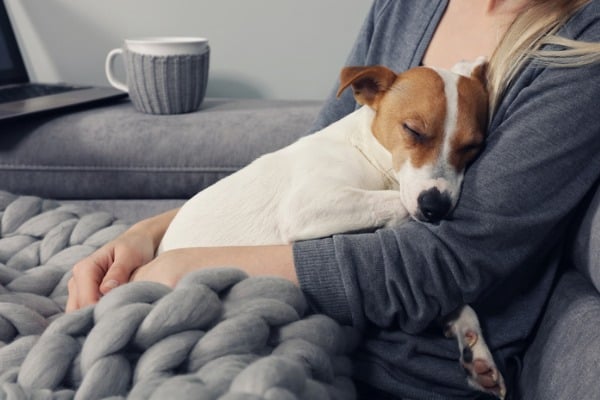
[{"x1": 5, "y1": 0, "x2": 372, "y2": 100}]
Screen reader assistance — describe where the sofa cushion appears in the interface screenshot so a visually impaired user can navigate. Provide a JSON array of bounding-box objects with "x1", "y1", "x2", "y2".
[
  {"x1": 0, "y1": 98, "x2": 321, "y2": 200},
  {"x1": 571, "y1": 182, "x2": 600, "y2": 293},
  {"x1": 519, "y1": 270, "x2": 600, "y2": 400}
]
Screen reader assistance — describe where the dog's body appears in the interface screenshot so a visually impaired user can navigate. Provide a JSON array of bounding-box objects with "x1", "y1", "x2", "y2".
[
  {"x1": 159, "y1": 105, "x2": 403, "y2": 250},
  {"x1": 159, "y1": 59, "x2": 505, "y2": 398}
]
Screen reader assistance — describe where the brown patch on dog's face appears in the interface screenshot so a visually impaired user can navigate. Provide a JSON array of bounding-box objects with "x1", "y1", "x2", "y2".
[
  {"x1": 371, "y1": 67, "x2": 449, "y2": 172},
  {"x1": 449, "y1": 75, "x2": 488, "y2": 172}
]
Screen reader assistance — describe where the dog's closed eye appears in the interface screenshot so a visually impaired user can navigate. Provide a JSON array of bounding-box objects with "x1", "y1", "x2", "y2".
[{"x1": 402, "y1": 122, "x2": 427, "y2": 143}]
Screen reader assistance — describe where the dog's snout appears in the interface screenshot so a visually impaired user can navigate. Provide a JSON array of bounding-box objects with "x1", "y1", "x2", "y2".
[{"x1": 417, "y1": 188, "x2": 452, "y2": 223}]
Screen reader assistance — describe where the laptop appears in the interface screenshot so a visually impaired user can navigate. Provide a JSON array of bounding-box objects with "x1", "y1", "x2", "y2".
[{"x1": 0, "y1": 1, "x2": 127, "y2": 122}]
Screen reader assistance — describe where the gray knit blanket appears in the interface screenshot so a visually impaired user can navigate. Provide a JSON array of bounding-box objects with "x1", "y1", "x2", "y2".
[{"x1": 0, "y1": 191, "x2": 358, "y2": 399}]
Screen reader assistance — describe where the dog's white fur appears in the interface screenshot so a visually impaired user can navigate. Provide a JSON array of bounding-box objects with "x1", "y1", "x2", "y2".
[
  {"x1": 158, "y1": 58, "x2": 505, "y2": 398},
  {"x1": 159, "y1": 105, "x2": 404, "y2": 250}
]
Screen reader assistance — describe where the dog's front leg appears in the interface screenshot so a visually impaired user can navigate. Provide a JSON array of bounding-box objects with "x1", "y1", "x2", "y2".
[{"x1": 281, "y1": 188, "x2": 408, "y2": 242}]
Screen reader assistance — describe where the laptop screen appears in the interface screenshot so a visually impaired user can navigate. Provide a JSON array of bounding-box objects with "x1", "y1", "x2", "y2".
[{"x1": 0, "y1": 1, "x2": 28, "y2": 86}]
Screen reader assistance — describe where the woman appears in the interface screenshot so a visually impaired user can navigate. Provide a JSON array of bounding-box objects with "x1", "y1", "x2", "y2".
[{"x1": 67, "y1": 0, "x2": 600, "y2": 398}]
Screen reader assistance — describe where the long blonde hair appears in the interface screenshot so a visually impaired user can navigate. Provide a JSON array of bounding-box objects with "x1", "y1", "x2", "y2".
[{"x1": 489, "y1": 0, "x2": 600, "y2": 113}]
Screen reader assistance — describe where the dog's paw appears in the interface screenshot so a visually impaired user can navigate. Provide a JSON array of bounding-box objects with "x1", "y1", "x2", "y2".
[
  {"x1": 458, "y1": 329, "x2": 506, "y2": 399},
  {"x1": 371, "y1": 191, "x2": 409, "y2": 228},
  {"x1": 445, "y1": 306, "x2": 506, "y2": 399}
]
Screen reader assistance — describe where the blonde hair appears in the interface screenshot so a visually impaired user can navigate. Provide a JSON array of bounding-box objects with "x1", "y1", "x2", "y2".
[{"x1": 488, "y1": 0, "x2": 600, "y2": 113}]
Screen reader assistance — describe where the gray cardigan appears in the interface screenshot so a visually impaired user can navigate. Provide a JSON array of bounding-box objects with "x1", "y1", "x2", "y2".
[{"x1": 293, "y1": 0, "x2": 600, "y2": 399}]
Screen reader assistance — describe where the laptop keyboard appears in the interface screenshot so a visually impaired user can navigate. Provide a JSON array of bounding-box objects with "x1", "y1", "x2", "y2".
[{"x1": 0, "y1": 83, "x2": 89, "y2": 103}]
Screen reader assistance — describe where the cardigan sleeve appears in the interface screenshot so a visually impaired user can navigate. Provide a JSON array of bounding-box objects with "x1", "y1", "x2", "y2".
[{"x1": 294, "y1": 8, "x2": 600, "y2": 333}]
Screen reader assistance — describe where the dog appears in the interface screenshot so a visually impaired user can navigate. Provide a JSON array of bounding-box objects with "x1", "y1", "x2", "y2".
[{"x1": 158, "y1": 58, "x2": 505, "y2": 398}]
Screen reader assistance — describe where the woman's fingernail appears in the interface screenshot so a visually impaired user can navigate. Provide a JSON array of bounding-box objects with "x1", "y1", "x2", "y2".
[{"x1": 104, "y1": 280, "x2": 120, "y2": 290}]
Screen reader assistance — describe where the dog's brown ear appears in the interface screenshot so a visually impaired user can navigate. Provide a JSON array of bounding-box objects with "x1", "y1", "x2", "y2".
[
  {"x1": 451, "y1": 56, "x2": 488, "y2": 89},
  {"x1": 336, "y1": 65, "x2": 397, "y2": 108}
]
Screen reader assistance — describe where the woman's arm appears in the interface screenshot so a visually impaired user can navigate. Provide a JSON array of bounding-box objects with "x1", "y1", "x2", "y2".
[{"x1": 130, "y1": 244, "x2": 296, "y2": 287}]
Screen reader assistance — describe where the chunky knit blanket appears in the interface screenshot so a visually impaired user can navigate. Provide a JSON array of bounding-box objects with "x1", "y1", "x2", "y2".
[{"x1": 0, "y1": 191, "x2": 358, "y2": 399}]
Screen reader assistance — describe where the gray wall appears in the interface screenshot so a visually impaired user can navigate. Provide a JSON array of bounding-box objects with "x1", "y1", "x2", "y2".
[{"x1": 5, "y1": 0, "x2": 372, "y2": 100}]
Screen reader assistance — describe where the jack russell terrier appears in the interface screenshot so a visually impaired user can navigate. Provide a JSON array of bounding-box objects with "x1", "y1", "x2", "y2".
[{"x1": 159, "y1": 58, "x2": 505, "y2": 398}]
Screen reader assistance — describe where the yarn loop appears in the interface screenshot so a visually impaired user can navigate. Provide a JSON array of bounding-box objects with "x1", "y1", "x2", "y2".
[{"x1": 0, "y1": 191, "x2": 358, "y2": 399}]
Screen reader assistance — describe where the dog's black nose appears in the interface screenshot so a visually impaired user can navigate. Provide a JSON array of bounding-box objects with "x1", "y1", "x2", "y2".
[{"x1": 417, "y1": 188, "x2": 452, "y2": 223}]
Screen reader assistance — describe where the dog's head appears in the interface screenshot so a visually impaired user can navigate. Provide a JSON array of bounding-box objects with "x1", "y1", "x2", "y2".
[{"x1": 337, "y1": 58, "x2": 488, "y2": 223}]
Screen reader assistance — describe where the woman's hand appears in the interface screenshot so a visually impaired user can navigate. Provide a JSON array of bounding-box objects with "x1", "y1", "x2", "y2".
[
  {"x1": 66, "y1": 208, "x2": 179, "y2": 312},
  {"x1": 66, "y1": 229, "x2": 156, "y2": 312}
]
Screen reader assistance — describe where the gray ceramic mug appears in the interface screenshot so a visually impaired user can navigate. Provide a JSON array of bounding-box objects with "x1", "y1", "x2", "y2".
[{"x1": 105, "y1": 37, "x2": 209, "y2": 115}]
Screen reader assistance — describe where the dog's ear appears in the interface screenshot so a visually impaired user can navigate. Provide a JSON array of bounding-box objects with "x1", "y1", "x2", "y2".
[
  {"x1": 451, "y1": 56, "x2": 488, "y2": 89},
  {"x1": 336, "y1": 65, "x2": 397, "y2": 108}
]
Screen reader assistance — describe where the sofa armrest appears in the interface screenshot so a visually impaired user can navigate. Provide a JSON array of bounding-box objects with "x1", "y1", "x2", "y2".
[
  {"x1": 0, "y1": 98, "x2": 322, "y2": 200},
  {"x1": 518, "y1": 180, "x2": 600, "y2": 399},
  {"x1": 571, "y1": 181, "x2": 600, "y2": 292},
  {"x1": 519, "y1": 270, "x2": 600, "y2": 400}
]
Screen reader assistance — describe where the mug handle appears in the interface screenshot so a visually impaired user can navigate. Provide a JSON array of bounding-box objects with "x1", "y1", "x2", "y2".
[{"x1": 105, "y1": 48, "x2": 128, "y2": 92}]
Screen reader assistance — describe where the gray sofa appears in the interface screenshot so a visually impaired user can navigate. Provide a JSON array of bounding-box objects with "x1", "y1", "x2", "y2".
[{"x1": 1, "y1": 98, "x2": 599, "y2": 400}]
